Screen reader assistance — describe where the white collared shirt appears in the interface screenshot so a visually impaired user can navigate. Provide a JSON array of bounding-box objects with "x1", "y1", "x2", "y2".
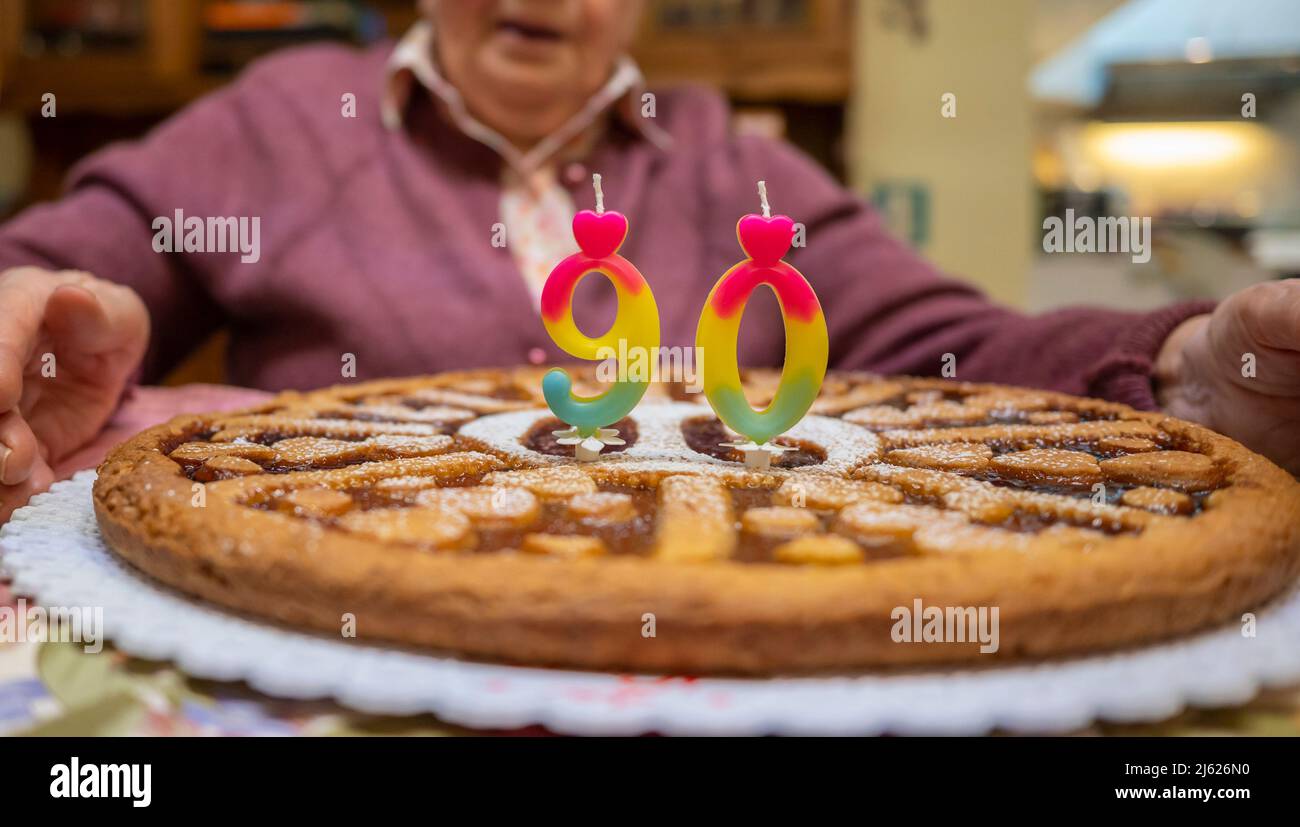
[{"x1": 381, "y1": 22, "x2": 669, "y2": 302}]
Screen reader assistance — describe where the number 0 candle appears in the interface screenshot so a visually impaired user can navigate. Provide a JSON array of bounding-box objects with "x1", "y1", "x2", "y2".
[
  {"x1": 540, "y1": 175, "x2": 660, "y2": 460},
  {"x1": 697, "y1": 181, "x2": 828, "y2": 467}
]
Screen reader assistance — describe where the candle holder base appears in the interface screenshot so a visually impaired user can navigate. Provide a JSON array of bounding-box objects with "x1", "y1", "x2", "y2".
[
  {"x1": 553, "y1": 426, "x2": 625, "y2": 463},
  {"x1": 719, "y1": 440, "x2": 793, "y2": 470},
  {"x1": 574, "y1": 442, "x2": 603, "y2": 462}
]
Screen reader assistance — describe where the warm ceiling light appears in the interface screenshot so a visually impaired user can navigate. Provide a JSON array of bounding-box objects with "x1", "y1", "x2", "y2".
[{"x1": 1089, "y1": 123, "x2": 1252, "y2": 169}]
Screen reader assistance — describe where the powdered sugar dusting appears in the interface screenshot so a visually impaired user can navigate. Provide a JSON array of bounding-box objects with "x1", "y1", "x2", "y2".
[{"x1": 458, "y1": 402, "x2": 880, "y2": 478}]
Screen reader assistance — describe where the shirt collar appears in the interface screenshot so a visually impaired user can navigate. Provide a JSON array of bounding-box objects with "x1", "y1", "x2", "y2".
[{"x1": 382, "y1": 21, "x2": 671, "y2": 176}]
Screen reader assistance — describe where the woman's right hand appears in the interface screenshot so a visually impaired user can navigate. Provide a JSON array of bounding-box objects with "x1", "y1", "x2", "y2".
[{"x1": 0, "y1": 267, "x2": 149, "y2": 523}]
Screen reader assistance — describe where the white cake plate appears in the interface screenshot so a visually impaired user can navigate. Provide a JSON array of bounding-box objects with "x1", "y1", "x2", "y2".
[{"x1": 2, "y1": 471, "x2": 1298, "y2": 735}]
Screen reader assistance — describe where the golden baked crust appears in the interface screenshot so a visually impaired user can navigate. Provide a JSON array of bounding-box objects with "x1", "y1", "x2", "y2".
[{"x1": 93, "y1": 368, "x2": 1300, "y2": 674}]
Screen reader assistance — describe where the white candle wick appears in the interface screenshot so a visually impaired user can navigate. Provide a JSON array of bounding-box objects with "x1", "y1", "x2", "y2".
[
  {"x1": 593, "y1": 173, "x2": 605, "y2": 214},
  {"x1": 757, "y1": 180, "x2": 771, "y2": 218}
]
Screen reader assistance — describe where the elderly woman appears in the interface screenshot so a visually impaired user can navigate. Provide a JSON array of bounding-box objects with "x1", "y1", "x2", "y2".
[{"x1": 0, "y1": 0, "x2": 1296, "y2": 522}]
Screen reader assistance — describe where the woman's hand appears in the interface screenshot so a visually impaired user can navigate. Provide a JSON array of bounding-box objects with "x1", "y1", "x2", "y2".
[
  {"x1": 1156, "y1": 279, "x2": 1300, "y2": 474},
  {"x1": 0, "y1": 267, "x2": 149, "y2": 522}
]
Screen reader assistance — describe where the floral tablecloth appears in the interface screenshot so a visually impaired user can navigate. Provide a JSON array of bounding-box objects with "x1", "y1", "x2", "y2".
[{"x1": 2, "y1": 385, "x2": 1298, "y2": 736}]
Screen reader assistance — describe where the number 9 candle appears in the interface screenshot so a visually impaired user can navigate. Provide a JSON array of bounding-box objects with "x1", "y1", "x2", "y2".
[
  {"x1": 696, "y1": 181, "x2": 828, "y2": 468},
  {"x1": 540, "y1": 175, "x2": 660, "y2": 460}
]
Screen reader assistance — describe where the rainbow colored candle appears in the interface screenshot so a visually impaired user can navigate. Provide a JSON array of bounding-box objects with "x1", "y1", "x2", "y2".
[
  {"x1": 696, "y1": 182, "x2": 827, "y2": 461},
  {"x1": 540, "y1": 176, "x2": 660, "y2": 458}
]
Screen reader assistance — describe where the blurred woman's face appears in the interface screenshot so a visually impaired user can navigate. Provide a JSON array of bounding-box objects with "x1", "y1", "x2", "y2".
[{"x1": 424, "y1": 0, "x2": 643, "y2": 148}]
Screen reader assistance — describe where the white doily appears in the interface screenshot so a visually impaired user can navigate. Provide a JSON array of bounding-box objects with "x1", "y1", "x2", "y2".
[{"x1": 3, "y1": 471, "x2": 1299, "y2": 735}]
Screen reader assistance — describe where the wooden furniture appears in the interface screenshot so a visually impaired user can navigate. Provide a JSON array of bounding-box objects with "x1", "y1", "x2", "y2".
[
  {"x1": 3, "y1": 1, "x2": 852, "y2": 112},
  {"x1": 1, "y1": 1, "x2": 205, "y2": 113},
  {"x1": 0, "y1": 0, "x2": 418, "y2": 112},
  {"x1": 633, "y1": 0, "x2": 853, "y2": 103}
]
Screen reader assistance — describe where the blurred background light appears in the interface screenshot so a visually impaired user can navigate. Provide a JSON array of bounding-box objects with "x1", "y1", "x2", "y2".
[{"x1": 1086, "y1": 122, "x2": 1258, "y2": 169}]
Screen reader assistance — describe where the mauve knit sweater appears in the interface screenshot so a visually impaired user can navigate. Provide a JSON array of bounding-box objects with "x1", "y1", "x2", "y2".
[{"x1": 0, "y1": 42, "x2": 1213, "y2": 406}]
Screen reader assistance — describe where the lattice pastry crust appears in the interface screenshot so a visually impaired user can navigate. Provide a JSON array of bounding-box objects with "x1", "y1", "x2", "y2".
[{"x1": 93, "y1": 368, "x2": 1300, "y2": 674}]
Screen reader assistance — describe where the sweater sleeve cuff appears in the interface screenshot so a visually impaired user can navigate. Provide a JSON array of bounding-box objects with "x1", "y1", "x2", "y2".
[{"x1": 1085, "y1": 299, "x2": 1217, "y2": 411}]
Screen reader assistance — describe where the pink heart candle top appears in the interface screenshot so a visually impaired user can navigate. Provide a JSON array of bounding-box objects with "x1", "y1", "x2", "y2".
[
  {"x1": 573, "y1": 209, "x2": 628, "y2": 259},
  {"x1": 737, "y1": 214, "x2": 795, "y2": 265}
]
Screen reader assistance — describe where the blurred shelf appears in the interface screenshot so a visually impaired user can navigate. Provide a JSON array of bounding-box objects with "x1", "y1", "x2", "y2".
[
  {"x1": 633, "y1": 0, "x2": 854, "y2": 103},
  {"x1": 1, "y1": 53, "x2": 225, "y2": 114},
  {"x1": 2, "y1": 0, "x2": 853, "y2": 115},
  {"x1": 0, "y1": 0, "x2": 415, "y2": 115}
]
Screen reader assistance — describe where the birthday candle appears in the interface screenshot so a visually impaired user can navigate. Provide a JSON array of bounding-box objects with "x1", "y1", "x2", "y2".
[
  {"x1": 696, "y1": 181, "x2": 828, "y2": 454},
  {"x1": 540, "y1": 175, "x2": 660, "y2": 457}
]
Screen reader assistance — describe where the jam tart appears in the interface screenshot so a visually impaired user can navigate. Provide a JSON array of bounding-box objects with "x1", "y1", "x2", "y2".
[{"x1": 93, "y1": 367, "x2": 1300, "y2": 674}]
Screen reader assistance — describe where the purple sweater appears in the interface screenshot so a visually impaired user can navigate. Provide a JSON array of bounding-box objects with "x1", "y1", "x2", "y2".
[{"x1": 0, "y1": 42, "x2": 1211, "y2": 407}]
